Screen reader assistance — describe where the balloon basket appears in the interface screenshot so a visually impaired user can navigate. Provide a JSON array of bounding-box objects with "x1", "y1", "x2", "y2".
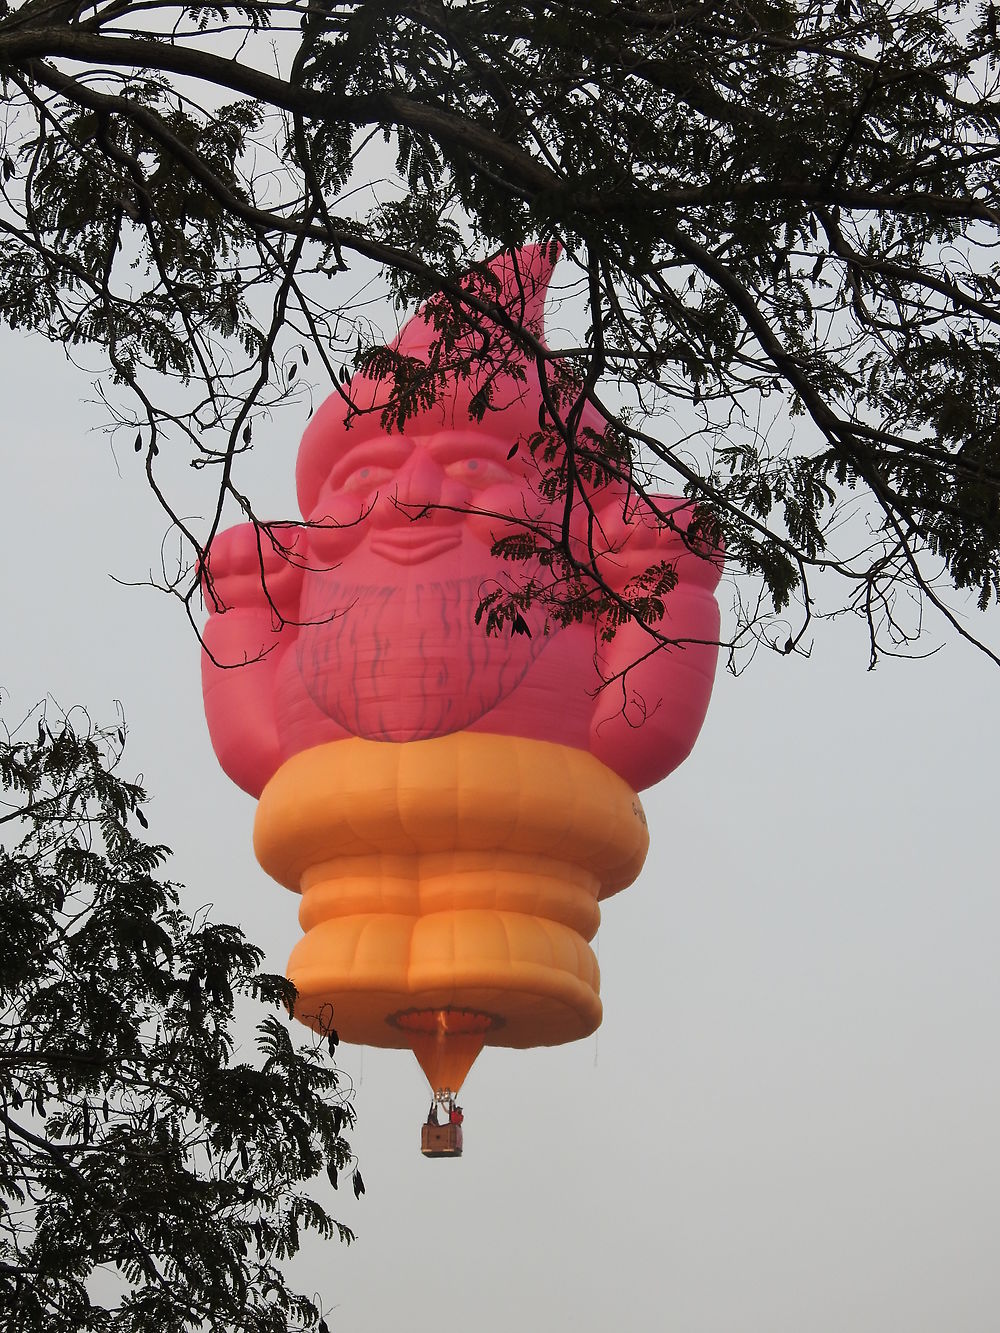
[{"x1": 421, "y1": 1122, "x2": 464, "y2": 1158}]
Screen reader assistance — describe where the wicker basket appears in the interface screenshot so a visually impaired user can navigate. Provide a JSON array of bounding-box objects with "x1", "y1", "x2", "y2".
[{"x1": 421, "y1": 1122, "x2": 463, "y2": 1158}]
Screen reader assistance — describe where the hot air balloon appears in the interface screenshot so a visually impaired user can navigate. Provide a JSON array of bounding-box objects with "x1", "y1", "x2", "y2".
[{"x1": 201, "y1": 246, "x2": 721, "y2": 1155}]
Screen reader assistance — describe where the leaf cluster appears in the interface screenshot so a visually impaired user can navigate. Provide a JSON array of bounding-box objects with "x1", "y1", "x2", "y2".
[
  {"x1": 1, "y1": 0, "x2": 999, "y2": 664},
  {"x1": 0, "y1": 705, "x2": 354, "y2": 1332}
]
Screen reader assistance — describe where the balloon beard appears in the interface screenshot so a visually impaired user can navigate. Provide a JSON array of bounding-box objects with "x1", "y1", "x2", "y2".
[{"x1": 295, "y1": 572, "x2": 548, "y2": 742}]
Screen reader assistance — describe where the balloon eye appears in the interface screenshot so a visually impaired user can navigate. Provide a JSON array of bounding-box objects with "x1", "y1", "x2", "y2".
[
  {"x1": 444, "y1": 456, "x2": 499, "y2": 484},
  {"x1": 341, "y1": 465, "x2": 377, "y2": 490}
]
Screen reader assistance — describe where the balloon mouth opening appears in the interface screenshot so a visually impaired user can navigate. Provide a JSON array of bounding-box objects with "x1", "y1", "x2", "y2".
[
  {"x1": 392, "y1": 1008, "x2": 500, "y2": 1096},
  {"x1": 389, "y1": 1006, "x2": 503, "y2": 1036}
]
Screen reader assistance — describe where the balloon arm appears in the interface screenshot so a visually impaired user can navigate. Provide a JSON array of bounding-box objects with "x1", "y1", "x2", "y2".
[
  {"x1": 587, "y1": 492, "x2": 722, "y2": 593},
  {"x1": 203, "y1": 521, "x2": 306, "y2": 618},
  {"x1": 588, "y1": 581, "x2": 722, "y2": 792},
  {"x1": 201, "y1": 608, "x2": 289, "y2": 798}
]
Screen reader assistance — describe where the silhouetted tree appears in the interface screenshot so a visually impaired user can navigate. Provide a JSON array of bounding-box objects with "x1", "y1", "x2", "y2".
[
  {"x1": 0, "y1": 702, "x2": 358, "y2": 1331},
  {"x1": 1, "y1": 1, "x2": 998, "y2": 663}
]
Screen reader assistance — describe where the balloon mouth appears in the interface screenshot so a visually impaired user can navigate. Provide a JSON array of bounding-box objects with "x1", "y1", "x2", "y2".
[
  {"x1": 369, "y1": 528, "x2": 462, "y2": 564},
  {"x1": 390, "y1": 1007, "x2": 501, "y2": 1097},
  {"x1": 389, "y1": 1006, "x2": 503, "y2": 1036}
]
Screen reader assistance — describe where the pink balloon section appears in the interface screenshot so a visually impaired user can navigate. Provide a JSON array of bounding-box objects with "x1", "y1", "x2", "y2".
[{"x1": 201, "y1": 246, "x2": 722, "y2": 796}]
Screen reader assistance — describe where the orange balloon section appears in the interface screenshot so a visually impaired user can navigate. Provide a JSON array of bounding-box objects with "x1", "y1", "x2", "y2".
[{"x1": 253, "y1": 733, "x2": 649, "y2": 1095}]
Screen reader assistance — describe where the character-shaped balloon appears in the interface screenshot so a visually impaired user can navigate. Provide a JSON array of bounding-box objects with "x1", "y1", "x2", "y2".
[{"x1": 202, "y1": 247, "x2": 721, "y2": 1107}]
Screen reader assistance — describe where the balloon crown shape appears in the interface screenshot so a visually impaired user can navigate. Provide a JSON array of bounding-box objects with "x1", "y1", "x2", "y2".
[{"x1": 201, "y1": 245, "x2": 723, "y2": 1119}]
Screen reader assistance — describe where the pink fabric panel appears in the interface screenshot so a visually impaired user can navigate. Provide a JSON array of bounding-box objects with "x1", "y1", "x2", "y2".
[{"x1": 202, "y1": 249, "x2": 721, "y2": 798}]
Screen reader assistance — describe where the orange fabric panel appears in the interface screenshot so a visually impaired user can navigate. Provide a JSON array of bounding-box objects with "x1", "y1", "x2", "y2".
[
  {"x1": 255, "y1": 733, "x2": 646, "y2": 1088},
  {"x1": 254, "y1": 732, "x2": 648, "y2": 890}
]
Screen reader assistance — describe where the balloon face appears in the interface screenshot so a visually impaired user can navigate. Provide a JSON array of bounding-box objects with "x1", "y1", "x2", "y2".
[
  {"x1": 302, "y1": 428, "x2": 536, "y2": 563},
  {"x1": 292, "y1": 424, "x2": 553, "y2": 741},
  {"x1": 200, "y1": 245, "x2": 724, "y2": 1107}
]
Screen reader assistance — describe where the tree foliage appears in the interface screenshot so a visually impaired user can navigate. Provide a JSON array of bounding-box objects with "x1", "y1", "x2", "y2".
[
  {"x1": 1, "y1": 0, "x2": 999, "y2": 664},
  {"x1": 0, "y1": 703, "x2": 357, "y2": 1332}
]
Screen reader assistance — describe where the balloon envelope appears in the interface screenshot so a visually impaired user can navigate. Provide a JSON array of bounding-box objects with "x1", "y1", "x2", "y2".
[{"x1": 202, "y1": 247, "x2": 722, "y2": 1097}]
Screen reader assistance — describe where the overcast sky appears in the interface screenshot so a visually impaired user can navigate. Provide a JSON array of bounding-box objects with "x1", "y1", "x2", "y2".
[{"x1": 2, "y1": 314, "x2": 998, "y2": 1333}]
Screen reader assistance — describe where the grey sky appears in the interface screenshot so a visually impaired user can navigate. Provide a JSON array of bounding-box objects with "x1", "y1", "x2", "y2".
[{"x1": 2, "y1": 323, "x2": 998, "y2": 1332}]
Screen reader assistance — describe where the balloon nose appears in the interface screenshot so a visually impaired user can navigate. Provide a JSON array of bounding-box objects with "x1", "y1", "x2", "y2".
[{"x1": 393, "y1": 447, "x2": 444, "y2": 509}]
